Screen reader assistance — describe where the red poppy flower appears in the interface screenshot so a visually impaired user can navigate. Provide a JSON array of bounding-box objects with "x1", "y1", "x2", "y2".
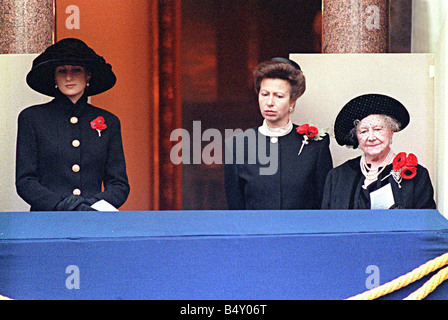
[
  {"x1": 401, "y1": 166, "x2": 417, "y2": 179},
  {"x1": 297, "y1": 124, "x2": 319, "y2": 138},
  {"x1": 90, "y1": 116, "x2": 107, "y2": 131},
  {"x1": 297, "y1": 124, "x2": 309, "y2": 135},
  {"x1": 392, "y1": 152, "x2": 418, "y2": 180},
  {"x1": 307, "y1": 126, "x2": 318, "y2": 138},
  {"x1": 405, "y1": 153, "x2": 418, "y2": 167},
  {"x1": 392, "y1": 152, "x2": 407, "y2": 171},
  {"x1": 90, "y1": 116, "x2": 107, "y2": 137}
]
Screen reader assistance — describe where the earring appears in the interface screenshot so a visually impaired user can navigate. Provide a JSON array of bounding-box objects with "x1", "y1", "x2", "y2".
[
  {"x1": 55, "y1": 84, "x2": 58, "y2": 89},
  {"x1": 289, "y1": 107, "x2": 294, "y2": 113},
  {"x1": 86, "y1": 82, "x2": 90, "y2": 87}
]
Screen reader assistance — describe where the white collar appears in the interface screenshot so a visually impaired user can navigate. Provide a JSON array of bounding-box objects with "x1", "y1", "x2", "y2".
[
  {"x1": 258, "y1": 120, "x2": 293, "y2": 144},
  {"x1": 258, "y1": 119, "x2": 293, "y2": 137}
]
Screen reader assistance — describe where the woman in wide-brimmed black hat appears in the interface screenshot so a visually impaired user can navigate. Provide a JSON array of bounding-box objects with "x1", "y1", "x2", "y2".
[
  {"x1": 321, "y1": 93, "x2": 435, "y2": 210},
  {"x1": 16, "y1": 38, "x2": 130, "y2": 211}
]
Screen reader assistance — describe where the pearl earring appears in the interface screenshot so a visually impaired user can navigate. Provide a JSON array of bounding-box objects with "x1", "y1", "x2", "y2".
[{"x1": 289, "y1": 107, "x2": 294, "y2": 113}]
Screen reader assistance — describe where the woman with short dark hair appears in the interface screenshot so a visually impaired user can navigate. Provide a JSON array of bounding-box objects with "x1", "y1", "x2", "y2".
[{"x1": 224, "y1": 58, "x2": 333, "y2": 210}]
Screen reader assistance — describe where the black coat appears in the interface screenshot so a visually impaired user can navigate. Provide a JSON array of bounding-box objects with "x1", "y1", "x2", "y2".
[
  {"x1": 321, "y1": 156, "x2": 436, "y2": 209},
  {"x1": 16, "y1": 93, "x2": 130, "y2": 211},
  {"x1": 224, "y1": 125, "x2": 333, "y2": 210}
]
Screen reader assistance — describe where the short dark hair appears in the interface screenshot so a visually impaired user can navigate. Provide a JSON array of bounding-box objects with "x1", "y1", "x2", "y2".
[{"x1": 253, "y1": 60, "x2": 306, "y2": 101}]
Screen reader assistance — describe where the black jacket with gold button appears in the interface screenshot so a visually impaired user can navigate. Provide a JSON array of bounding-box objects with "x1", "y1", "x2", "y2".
[{"x1": 16, "y1": 92, "x2": 130, "y2": 211}]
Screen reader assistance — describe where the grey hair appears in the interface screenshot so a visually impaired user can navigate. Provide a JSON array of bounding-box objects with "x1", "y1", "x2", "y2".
[{"x1": 347, "y1": 115, "x2": 401, "y2": 148}]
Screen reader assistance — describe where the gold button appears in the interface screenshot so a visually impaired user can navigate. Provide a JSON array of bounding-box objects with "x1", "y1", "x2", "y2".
[
  {"x1": 72, "y1": 164, "x2": 80, "y2": 173},
  {"x1": 72, "y1": 140, "x2": 80, "y2": 148},
  {"x1": 73, "y1": 189, "x2": 81, "y2": 196},
  {"x1": 70, "y1": 117, "x2": 78, "y2": 124}
]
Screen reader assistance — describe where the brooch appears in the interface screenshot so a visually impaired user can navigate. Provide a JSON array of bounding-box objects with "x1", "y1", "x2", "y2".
[
  {"x1": 90, "y1": 116, "x2": 107, "y2": 137},
  {"x1": 382, "y1": 152, "x2": 418, "y2": 188},
  {"x1": 297, "y1": 123, "x2": 328, "y2": 155}
]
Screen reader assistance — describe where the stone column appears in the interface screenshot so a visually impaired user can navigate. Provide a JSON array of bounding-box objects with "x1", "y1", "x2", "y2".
[
  {"x1": 0, "y1": 0, "x2": 54, "y2": 54},
  {"x1": 0, "y1": 0, "x2": 54, "y2": 211},
  {"x1": 322, "y1": 0, "x2": 390, "y2": 53}
]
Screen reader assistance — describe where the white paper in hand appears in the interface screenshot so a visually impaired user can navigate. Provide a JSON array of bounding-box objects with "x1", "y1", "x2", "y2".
[
  {"x1": 91, "y1": 200, "x2": 119, "y2": 211},
  {"x1": 370, "y1": 183, "x2": 395, "y2": 210}
]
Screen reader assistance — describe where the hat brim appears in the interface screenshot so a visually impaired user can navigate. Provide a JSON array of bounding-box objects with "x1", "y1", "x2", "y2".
[
  {"x1": 26, "y1": 58, "x2": 116, "y2": 97},
  {"x1": 334, "y1": 94, "x2": 410, "y2": 147}
]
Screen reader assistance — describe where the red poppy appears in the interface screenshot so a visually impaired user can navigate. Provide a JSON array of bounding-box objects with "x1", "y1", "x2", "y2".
[
  {"x1": 297, "y1": 124, "x2": 319, "y2": 138},
  {"x1": 405, "y1": 153, "x2": 418, "y2": 167},
  {"x1": 392, "y1": 152, "x2": 407, "y2": 171},
  {"x1": 307, "y1": 126, "x2": 318, "y2": 138},
  {"x1": 297, "y1": 124, "x2": 309, "y2": 135},
  {"x1": 393, "y1": 152, "x2": 418, "y2": 180},
  {"x1": 90, "y1": 116, "x2": 107, "y2": 131},
  {"x1": 401, "y1": 166, "x2": 417, "y2": 179}
]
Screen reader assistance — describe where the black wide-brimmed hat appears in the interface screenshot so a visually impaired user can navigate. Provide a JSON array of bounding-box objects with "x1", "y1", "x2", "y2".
[
  {"x1": 26, "y1": 38, "x2": 116, "y2": 96},
  {"x1": 334, "y1": 93, "x2": 410, "y2": 147}
]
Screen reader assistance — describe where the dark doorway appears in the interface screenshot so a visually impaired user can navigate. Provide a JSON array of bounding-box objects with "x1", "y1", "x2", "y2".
[{"x1": 181, "y1": 0, "x2": 322, "y2": 210}]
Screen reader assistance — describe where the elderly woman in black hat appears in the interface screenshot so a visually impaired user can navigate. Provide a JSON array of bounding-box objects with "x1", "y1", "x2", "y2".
[
  {"x1": 321, "y1": 93, "x2": 436, "y2": 209},
  {"x1": 224, "y1": 58, "x2": 333, "y2": 210},
  {"x1": 16, "y1": 38, "x2": 130, "y2": 211}
]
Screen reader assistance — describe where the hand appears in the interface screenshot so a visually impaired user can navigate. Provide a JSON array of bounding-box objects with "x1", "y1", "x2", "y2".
[
  {"x1": 54, "y1": 195, "x2": 97, "y2": 211},
  {"x1": 75, "y1": 203, "x2": 96, "y2": 211}
]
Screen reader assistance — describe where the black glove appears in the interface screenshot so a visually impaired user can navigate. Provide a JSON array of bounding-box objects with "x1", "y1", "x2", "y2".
[
  {"x1": 54, "y1": 195, "x2": 97, "y2": 211},
  {"x1": 74, "y1": 203, "x2": 97, "y2": 211}
]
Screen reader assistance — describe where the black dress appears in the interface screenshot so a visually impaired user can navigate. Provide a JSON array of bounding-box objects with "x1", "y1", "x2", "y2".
[
  {"x1": 321, "y1": 156, "x2": 436, "y2": 209},
  {"x1": 16, "y1": 92, "x2": 130, "y2": 211},
  {"x1": 224, "y1": 125, "x2": 333, "y2": 210}
]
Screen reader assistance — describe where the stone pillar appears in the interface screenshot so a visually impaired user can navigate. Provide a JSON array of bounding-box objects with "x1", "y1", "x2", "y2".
[
  {"x1": 0, "y1": 0, "x2": 54, "y2": 211},
  {"x1": 322, "y1": 0, "x2": 390, "y2": 53},
  {"x1": 0, "y1": 0, "x2": 54, "y2": 54}
]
